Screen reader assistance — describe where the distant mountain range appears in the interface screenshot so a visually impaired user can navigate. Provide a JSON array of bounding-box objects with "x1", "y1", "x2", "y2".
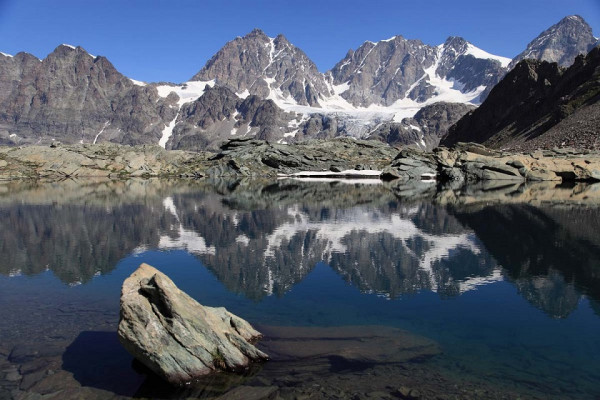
[{"x1": 0, "y1": 15, "x2": 597, "y2": 151}]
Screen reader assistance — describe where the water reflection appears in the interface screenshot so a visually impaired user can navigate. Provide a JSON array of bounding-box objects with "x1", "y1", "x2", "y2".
[{"x1": 1, "y1": 178, "x2": 599, "y2": 320}]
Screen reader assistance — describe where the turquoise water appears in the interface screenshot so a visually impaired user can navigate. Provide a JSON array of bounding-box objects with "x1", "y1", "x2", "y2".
[{"x1": 0, "y1": 179, "x2": 599, "y2": 399}]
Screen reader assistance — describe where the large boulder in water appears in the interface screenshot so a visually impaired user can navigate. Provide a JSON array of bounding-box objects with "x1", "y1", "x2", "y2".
[{"x1": 117, "y1": 263, "x2": 268, "y2": 385}]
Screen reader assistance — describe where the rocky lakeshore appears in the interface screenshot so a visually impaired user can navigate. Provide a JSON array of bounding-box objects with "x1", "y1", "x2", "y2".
[{"x1": 1, "y1": 139, "x2": 600, "y2": 185}]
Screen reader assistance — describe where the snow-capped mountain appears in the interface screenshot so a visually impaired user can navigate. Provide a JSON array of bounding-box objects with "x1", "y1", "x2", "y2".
[
  {"x1": 0, "y1": 15, "x2": 596, "y2": 150},
  {"x1": 190, "y1": 29, "x2": 332, "y2": 106},
  {"x1": 329, "y1": 35, "x2": 509, "y2": 108}
]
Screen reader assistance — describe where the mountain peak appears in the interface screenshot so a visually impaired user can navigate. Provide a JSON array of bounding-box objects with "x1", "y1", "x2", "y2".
[
  {"x1": 444, "y1": 36, "x2": 468, "y2": 46},
  {"x1": 510, "y1": 15, "x2": 596, "y2": 68},
  {"x1": 442, "y1": 36, "x2": 469, "y2": 54},
  {"x1": 246, "y1": 28, "x2": 268, "y2": 39},
  {"x1": 190, "y1": 28, "x2": 330, "y2": 106},
  {"x1": 51, "y1": 44, "x2": 95, "y2": 58},
  {"x1": 562, "y1": 15, "x2": 587, "y2": 25}
]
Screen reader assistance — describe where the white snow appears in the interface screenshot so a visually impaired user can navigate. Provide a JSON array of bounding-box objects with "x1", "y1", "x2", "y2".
[
  {"x1": 159, "y1": 196, "x2": 216, "y2": 255},
  {"x1": 159, "y1": 111, "x2": 179, "y2": 148},
  {"x1": 284, "y1": 169, "x2": 382, "y2": 177},
  {"x1": 0, "y1": 52, "x2": 13, "y2": 58},
  {"x1": 458, "y1": 268, "x2": 504, "y2": 293},
  {"x1": 130, "y1": 78, "x2": 146, "y2": 86},
  {"x1": 9, "y1": 133, "x2": 16, "y2": 138},
  {"x1": 285, "y1": 177, "x2": 383, "y2": 185},
  {"x1": 155, "y1": 80, "x2": 216, "y2": 106},
  {"x1": 93, "y1": 121, "x2": 110, "y2": 144},
  {"x1": 159, "y1": 225, "x2": 216, "y2": 255},
  {"x1": 465, "y1": 43, "x2": 511, "y2": 67},
  {"x1": 235, "y1": 234, "x2": 250, "y2": 246},
  {"x1": 409, "y1": 124, "x2": 422, "y2": 132},
  {"x1": 237, "y1": 89, "x2": 250, "y2": 99},
  {"x1": 332, "y1": 82, "x2": 350, "y2": 95}
]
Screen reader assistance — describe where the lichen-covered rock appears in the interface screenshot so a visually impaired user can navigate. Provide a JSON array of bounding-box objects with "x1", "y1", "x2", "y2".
[{"x1": 118, "y1": 263, "x2": 268, "y2": 385}]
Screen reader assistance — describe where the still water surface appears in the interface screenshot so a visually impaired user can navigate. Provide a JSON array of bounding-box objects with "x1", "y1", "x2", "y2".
[{"x1": 0, "y1": 179, "x2": 599, "y2": 399}]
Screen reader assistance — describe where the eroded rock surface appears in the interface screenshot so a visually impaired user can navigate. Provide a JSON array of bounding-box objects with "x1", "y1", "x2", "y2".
[
  {"x1": 384, "y1": 143, "x2": 600, "y2": 184},
  {"x1": 118, "y1": 263, "x2": 268, "y2": 385}
]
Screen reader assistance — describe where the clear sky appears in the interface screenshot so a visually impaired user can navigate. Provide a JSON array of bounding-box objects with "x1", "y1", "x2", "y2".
[{"x1": 0, "y1": 0, "x2": 598, "y2": 83}]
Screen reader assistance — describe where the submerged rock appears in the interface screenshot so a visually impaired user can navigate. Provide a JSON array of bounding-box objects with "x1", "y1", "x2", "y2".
[{"x1": 118, "y1": 263, "x2": 268, "y2": 385}]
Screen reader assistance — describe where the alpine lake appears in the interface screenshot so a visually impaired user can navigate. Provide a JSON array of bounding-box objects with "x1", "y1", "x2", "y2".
[{"x1": 0, "y1": 178, "x2": 599, "y2": 400}]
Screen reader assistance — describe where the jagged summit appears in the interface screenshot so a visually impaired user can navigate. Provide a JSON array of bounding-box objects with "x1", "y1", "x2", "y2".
[
  {"x1": 190, "y1": 28, "x2": 331, "y2": 106},
  {"x1": 509, "y1": 15, "x2": 597, "y2": 68},
  {"x1": 328, "y1": 34, "x2": 508, "y2": 107}
]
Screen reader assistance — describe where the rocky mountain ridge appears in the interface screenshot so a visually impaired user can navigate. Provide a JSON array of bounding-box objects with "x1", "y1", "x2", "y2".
[
  {"x1": 509, "y1": 15, "x2": 598, "y2": 69},
  {"x1": 0, "y1": 16, "x2": 596, "y2": 151},
  {"x1": 441, "y1": 44, "x2": 600, "y2": 150},
  {"x1": 0, "y1": 44, "x2": 177, "y2": 146},
  {"x1": 191, "y1": 29, "x2": 332, "y2": 107}
]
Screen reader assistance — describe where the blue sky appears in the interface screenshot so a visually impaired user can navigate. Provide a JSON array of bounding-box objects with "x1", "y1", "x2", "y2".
[{"x1": 0, "y1": 0, "x2": 598, "y2": 83}]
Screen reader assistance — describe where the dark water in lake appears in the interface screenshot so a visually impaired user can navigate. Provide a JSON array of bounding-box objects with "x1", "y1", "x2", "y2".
[{"x1": 0, "y1": 179, "x2": 599, "y2": 399}]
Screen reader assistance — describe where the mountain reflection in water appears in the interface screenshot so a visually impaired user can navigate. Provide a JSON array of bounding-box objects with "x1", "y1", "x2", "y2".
[
  {"x1": 1, "y1": 178, "x2": 600, "y2": 399},
  {"x1": 1, "y1": 178, "x2": 599, "y2": 319}
]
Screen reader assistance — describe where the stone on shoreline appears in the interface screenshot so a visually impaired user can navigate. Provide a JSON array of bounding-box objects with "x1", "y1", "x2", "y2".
[
  {"x1": 118, "y1": 263, "x2": 268, "y2": 385},
  {"x1": 384, "y1": 142, "x2": 600, "y2": 183}
]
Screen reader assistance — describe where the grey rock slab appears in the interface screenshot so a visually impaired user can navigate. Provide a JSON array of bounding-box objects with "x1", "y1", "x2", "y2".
[
  {"x1": 118, "y1": 263, "x2": 268, "y2": 385},
  {"x1": 259, "y1": 325, "x2": 440, "y2": 365}
]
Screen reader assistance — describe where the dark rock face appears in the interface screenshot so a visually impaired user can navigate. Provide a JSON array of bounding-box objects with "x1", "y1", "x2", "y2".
[
  {"x1": 0, "y1": 45, "x2": 177, "y2": 146},
  {"x1": 329, "y1": 35, "x2": 508, "y2": 107},
  {"x1": 368, "y1": 102, "x2": 475, "y2": 150},
  {"x1": 441, "y1": 45, "x2": 600, "y2": 150},
  {"x1": 191, "y1": 29, "x2": 331, "y2": 106},
  {"x1": 509, "y1": 15, "x2": 598, "y2": 69},
  {"x1": 118, "y1": 263, "x2": 268, "y2": 385},
  {"x1": 167, "y1": 86, "x2": 296, "y2": 151}
]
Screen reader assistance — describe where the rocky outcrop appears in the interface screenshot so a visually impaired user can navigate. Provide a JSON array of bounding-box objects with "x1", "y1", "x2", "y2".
[
  {"x1": 0, "y1": 138, "x2": 397, "y2": 180},
  {"x1": 509, "y1": 15, "x2": 598, "y2": 69},
  {"x1": 205, "y1": 137, "x2": 397, "y2": 177},
  {"x1": 191, "y1": 29, "x2": 331, "y2": 106},
  {"x1": 441, "y1": 45, "x2": 600, "y2": 150},
  {"x1": 118, "y1": 263, "x2": 268, "y2": 385},
  {"x1": 4, "y1": 139, "x2": 600, "y2": 184},
  {"x1": 0, "y1": 143, "x2": 212, "y2": 180},
  {"x1": 368, "y1": 102, "x2": 475, "y2": 150},
  {"x1": 383, "y1": 143, "x2": 600, "y2": 184}
]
